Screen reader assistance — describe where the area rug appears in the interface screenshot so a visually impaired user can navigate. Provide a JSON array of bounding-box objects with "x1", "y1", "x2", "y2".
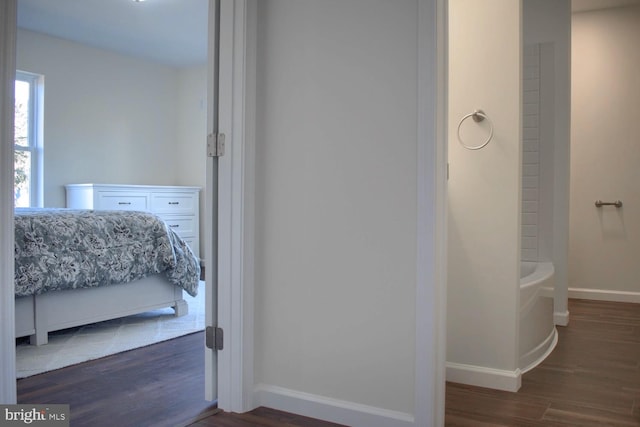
[{"x1": 16, "y1": 281, "x2": 205, "y2": 378}]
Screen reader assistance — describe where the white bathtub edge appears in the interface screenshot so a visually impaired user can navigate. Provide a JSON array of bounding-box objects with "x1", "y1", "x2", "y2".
[
  {"x1": 520, "y1": 262, "x2": 555, "y2": 309},
  {"x1": 539, "y1": 285, "x2": 554, "y2": 299},
  {"x1": 520, "y1": 327, "x2": 558, "y2": 374},
  {"x1": 520, "y1": 262, "x2": 555, "y2": 288}
]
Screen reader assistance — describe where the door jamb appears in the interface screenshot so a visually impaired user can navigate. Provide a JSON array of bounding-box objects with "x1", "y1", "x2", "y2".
[
  {"x1": 215, "y1": 0, "x2": 256, "y2": 412},
  {"x1": 0, "y1": 0, "x2": 17, "y2": 405}
]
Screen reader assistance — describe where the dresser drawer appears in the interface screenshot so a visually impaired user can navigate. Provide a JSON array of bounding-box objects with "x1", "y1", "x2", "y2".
[
  {"x1": 66, "y1": 184, "x2": 200, "y2": 260},
  {"x1": 181, "y1": 238, "x2": 199, "y2": 258},
  {"x1": 98, "y1": 192, "x2": 149, "y2": 211},
  {"x1": 161, "y1": 217, "x2": 196, "y2": 238},
  {"x1": 151, "y1": 193, "x2": 196, "y2": 215}
]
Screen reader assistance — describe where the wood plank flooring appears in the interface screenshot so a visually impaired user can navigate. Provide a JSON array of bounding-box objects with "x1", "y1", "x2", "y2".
[
  {"x1": 187, "y1": 406, "x2": 346, "y2": 427},
  {"x1": 16, "y1": 331, "x2": 343, "y2": 427},
  {"x1": 446, "y1": 298, "x2": 640, "y2": 426},
  {"x1": 17, "y1": 298, "x2": 640, "y2": 426},
  {"x1": 17, "y1": 332, "x2": 212, "y2": 426}
]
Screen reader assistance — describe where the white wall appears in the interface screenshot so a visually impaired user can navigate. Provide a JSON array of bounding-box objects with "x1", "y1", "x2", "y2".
[
  {"x1": 447, "y1": 0, "x2": 522, "y2": 391},
  {"x1": 16, "y1": 29, "x2": 207, "y2": 255},
  {"x1": 570, "y1": 5, "x2": 640, "y2": 300},
  {"x1": 176, "y1": 65, "x2": 207, "y2": 252},
  {"x1": 16, "y1": 30, "x2": 207, "y2": 205},
  {"x1": 252, "y1": 0, "x2": 419, "y2": 422},
  {"x1": 176, "y1": 66, "x2": 207, "y2": 188}
]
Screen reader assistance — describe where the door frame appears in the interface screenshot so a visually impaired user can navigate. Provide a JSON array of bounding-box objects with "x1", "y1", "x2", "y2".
[
  {"x1": 205, "y1": 0, "x2": 220, "y2": 402},
  {"x1": 214, "y1": 0, "x2": 255, "y2": 411},
  {"x1": 216, "y1": 0, "x2": 448, "y2": 424},
  {"x1": 0, "y1": 0, "x2": 17, "y2": 404}
]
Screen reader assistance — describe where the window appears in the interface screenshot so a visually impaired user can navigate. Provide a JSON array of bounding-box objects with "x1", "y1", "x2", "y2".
[{"x1": 14, "y1": 71, "x2": 43, "y2": 207}]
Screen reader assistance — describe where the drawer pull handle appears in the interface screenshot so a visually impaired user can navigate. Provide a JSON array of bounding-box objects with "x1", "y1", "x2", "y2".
[
  {"x1": 118, "y1": 202, "x2": 131, "y2": 205},
  {"x1": 168, "y1": 202, "x2": 180, "y2": 205},
  {"x1": 169, "y1": 224, "x2": 180, "y2": 228}
]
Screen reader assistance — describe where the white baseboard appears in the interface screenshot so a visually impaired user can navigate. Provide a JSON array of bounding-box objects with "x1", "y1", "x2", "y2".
[
  {"x1": 554, "y1": 310, "x2": 569, "y2": 326},
  {"x1": 445, "y1": 362, "x2": 521, "y2": 392},
  {"x1": 568, "y1": 287, "x2": 640, "y2": 304},
  {"x1": 253, "y1": 383, "x2": 415, "y2": 427}
]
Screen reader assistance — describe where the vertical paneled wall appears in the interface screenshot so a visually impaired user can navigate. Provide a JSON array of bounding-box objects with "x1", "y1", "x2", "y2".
[{"x1": 522, "y1": 45, "x2": 540, "y2": 262}]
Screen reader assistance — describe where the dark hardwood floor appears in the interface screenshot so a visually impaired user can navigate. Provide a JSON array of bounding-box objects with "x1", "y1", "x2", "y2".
[
  {"x1": 17, "y1": 298, "x2": 640, "y2": 426},
  {"x1": 17, "y1": 332, "x2": 211, "y2": 426},
  {"x1": 186, "y1": 406, "x2": 345, "y2": 427},
  {"x1": 16, "y1": 331, "x2": 343, "y2": 427},
  {"x1": 446, "y1": 298, "x2": 640, "y2": 426}
]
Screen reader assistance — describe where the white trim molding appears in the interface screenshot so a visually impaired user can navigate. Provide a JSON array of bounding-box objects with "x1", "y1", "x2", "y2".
[
  {"x1": 446, "y1": 363, "x2": 522, "y2": 392},
  {"x1": 239, "y1": 0, "x2": 257, "y2": 413},
  {"x1": 554, "y1": 310, "x2": 570, "y2": 326},
  {"x1": 254, "y1": 384, "x2": 415, "y2": 427},
  {"x1": 568, "y1": 287, "x2": 640, "y2": 304},
  {"x1": 0, "y1": 0, "x2": 18, "y2": 404},
  {"x1": 415, "y1": 0, "x2": 448, "y2": 425}
]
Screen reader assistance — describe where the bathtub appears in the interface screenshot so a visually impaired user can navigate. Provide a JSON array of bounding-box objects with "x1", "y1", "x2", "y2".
[{"x1": 519, "y1": 261, "x2": 557, "y2": 373}]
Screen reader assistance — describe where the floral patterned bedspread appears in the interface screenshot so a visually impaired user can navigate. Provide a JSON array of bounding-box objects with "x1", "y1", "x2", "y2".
[{"x1": 14, "y1": 208, "x2": 200, "y2": 297}]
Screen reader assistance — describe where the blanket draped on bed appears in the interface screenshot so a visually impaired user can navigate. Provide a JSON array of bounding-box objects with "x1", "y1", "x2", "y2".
[{"x1": 14, "y1": 208, "x2": 200, "y2": 297}]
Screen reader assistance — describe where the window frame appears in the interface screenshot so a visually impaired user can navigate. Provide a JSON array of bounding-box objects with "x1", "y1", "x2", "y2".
[{"x1": 14, "y1": 70, "x2": 43, "y2": 208}]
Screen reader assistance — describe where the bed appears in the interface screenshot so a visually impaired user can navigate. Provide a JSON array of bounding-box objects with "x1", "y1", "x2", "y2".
[{"x1": 14, "y1": 208, "x2": 201, "y2": 346}]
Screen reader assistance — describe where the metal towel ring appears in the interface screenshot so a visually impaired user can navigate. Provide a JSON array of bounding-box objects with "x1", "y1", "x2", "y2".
[{"x1": 457, "y1": 109, "x2": 494, "y2": 150}]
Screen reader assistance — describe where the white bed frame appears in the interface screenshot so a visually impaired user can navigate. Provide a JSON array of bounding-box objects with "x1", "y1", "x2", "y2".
[{"x1": 15, "y1": 274, "x2": 188, "y2": 346}]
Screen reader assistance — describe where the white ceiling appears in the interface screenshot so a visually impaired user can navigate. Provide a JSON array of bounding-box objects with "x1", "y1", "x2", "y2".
[
  {"x1": 17, "y1": 0, "x2": 209, "y2": 67},
  {"x1": 572, "y1": 0, "x2": 640, "y2": 12},
  {"x1": 15, "y1": 0, "x2": 640, "y2": 67}
]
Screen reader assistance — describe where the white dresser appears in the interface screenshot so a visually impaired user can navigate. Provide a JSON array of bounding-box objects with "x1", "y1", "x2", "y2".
[{"x1": 65, "y1": 184, "x2": 201, "y2": 258}]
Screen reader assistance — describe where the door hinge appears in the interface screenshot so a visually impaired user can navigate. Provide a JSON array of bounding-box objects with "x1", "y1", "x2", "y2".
[
  {"x1": 207, "y1": 133, "x2": 225, "y2": 157},
  {"x1": 206, "y1": 326, "x2": 224, "y2": 350}
]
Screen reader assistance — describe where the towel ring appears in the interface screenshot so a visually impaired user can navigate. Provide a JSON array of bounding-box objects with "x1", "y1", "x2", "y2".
[{"x1": 457, "y1": 109, "x2": 494, "y2": 150}]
